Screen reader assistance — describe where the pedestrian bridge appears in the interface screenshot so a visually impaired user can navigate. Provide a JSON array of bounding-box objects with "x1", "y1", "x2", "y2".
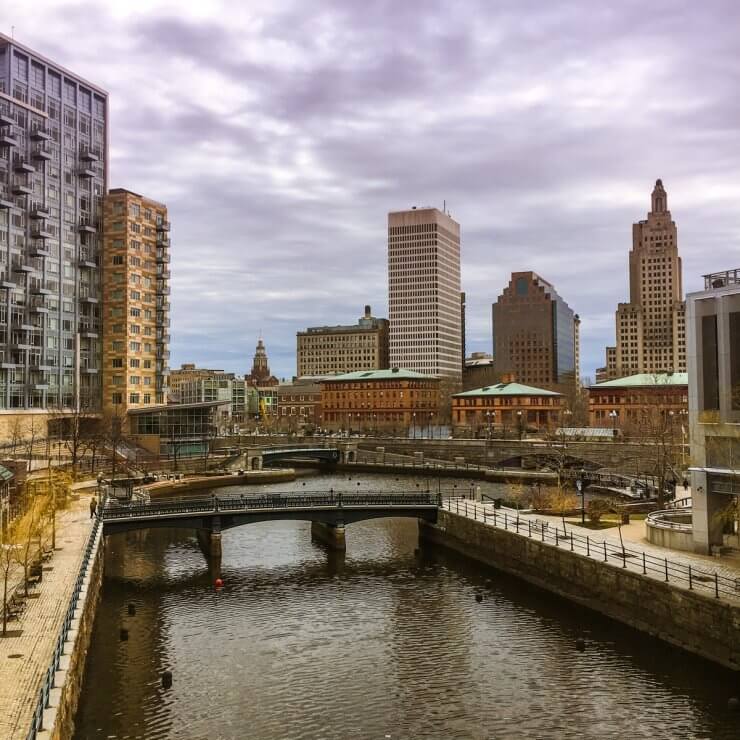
[
  {"x1": 227, "y1": 443, "x2": 355, "y2": 470},
  {"x1": 100, "y1": 491, "x2": 438, "y2": 553}
]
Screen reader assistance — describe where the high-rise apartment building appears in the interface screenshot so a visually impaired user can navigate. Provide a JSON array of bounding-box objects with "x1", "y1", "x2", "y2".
[
  {"x1": 600, "y1": 180, "x2": 686, "y2": 379},
  {"x1": 101, "y1": 189, "x2": 170, "y2": 414},
  {"x1": 388, "y1": 207, "x2": 462, "y2": 382},
  {"x1": 296, "y1": 305, "x2": 389, "y2": 377},
  {"x1": 492, "y1": 271, "x2": 578, "y2": 391},
  {"x1": 0, "y1": 34, "x2": 108, "y2": 416}
]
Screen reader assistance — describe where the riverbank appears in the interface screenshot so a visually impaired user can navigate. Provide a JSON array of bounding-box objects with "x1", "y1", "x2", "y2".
[
  {"x1": 0, "y1": 491, "x2": 102, "y2": 740},
  {"x1": 421, "y1": 502, "x2": 740, "y2": 671},
  {"x1": 145, "y1": 468, "x2": 296, "y2": 497}
]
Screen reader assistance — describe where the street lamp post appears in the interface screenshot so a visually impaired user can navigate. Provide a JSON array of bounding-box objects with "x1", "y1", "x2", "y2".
[
  {"x1": 486, "y1": 410, "x2": 491, "y2": 440},
  {"x1": 412, "y1": 412, "x2": 416, "y2": 440},
  {"x1": 576, "y1": 467, "x2": 586, "y2": 524},
  {"x1": 609, "y1": 410, "x2": 618, "y2": 437},
  {"x1": 517, "y1": 410, "x2": 523, "y2": 441}
]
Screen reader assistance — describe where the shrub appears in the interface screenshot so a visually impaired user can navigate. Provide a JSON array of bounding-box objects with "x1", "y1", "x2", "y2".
[{"x1": 586, "y1": 499, "x2": 611, "y2": 524}]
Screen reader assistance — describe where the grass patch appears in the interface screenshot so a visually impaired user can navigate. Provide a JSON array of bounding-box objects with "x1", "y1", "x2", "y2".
[{"x1": 565, "y1": 519, "x2": 618, "y2": 530}]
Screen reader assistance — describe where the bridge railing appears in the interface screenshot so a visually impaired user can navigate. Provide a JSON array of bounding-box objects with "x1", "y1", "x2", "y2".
[
  {"x1": 441, "y1": 498, "x2": 740, "y2": 601},
  {"x1": 100, "y1": 491, "x2": 440, "y2": 520}
]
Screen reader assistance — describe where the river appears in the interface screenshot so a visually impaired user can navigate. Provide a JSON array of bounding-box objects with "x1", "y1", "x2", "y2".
[{"x1": 73, "y1": 473, "x2": 739, "y2": 739}]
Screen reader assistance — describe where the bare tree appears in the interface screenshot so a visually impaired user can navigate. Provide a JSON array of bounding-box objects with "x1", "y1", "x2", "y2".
[
  {"x1": 1, "y1": 518, "x2": 22, "y2": 636},
  {"x1": 49, "y1": 408, "x2": 99, "y2": 478}
]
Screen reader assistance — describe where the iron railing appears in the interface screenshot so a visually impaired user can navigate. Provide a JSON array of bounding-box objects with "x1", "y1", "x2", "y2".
[
  {"x1": 646, "y1": 509, "x2": 693, "y2": 531},
  {"x1": 26, "y1": 507, "x2": 102, "y2": 740},
  {"x1": 101, "y1": 491, "x2": 440, "y2": 521},
  {"x1": 441, "y1": 498, "x2": 740, "y2": 601}
]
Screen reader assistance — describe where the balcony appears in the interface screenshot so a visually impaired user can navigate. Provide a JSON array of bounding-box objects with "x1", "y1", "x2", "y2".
[
  {"x1": 0, "y1": 133, "x2": 18, "y2": 148},
  {"x1": 156, "y1": 249, "x2": 170, "y2": 263},
  {"x1": 30, "y1": 127, "x2": 51, "y2": 141},
  {"x1": 81, "y1": 330, "x2": 99, "y2": 339},
  {"x1": 80, "y1": 147, "x2": 100, "y2": 162},
  {"x1": 156, "y1": 350, "x2": 171, "y2": 360},
  {"x1": 29, "y1": 203, "x2": 50, "y2": 219},
  {"x1": 29, "y1": 246, "x2": 51, "y2": 259},
  {"x1": 12, "y1": 262, "x2": 36, "y2": 273},
  {"x1": 156, "y1": 234, "x2": 171, "y2": 247},
  {"x1": 30, "y1": 225, "x2": 53, "y2": 240},
  {"x1": 13, "y1": 159, "x2": 35, "y2": 174},
  {"x1": 11, "y1": 181, "x2": 32, "y2": 196},
  {"x1": 31, "y1": 144, "x2": 52, "y2": 162},
  {"x1": 78, "y1": 218, "x2": 97, "y2": 233},
  {"x1": 0, "y1": 280, "x2": 16, "y2": 290},
  {"x1": 0, "y1": 191, "x2": 13, "y2": 210},
  {"x1": 156, "y1": 220, "x2": 171, "y2": 232},
  {"x1": 80, "y1": 294, "x2": 99, "y2": 304},
  {"x1": 157, "y1": 269, "x2": 171, "y2": 280},
  {"x1": 30, "y1": 285, "x2": 53, "y2": 295},
  {"x1": 156, "y1": 283, "x2": 170, "y2": 295},
  {"x1": 30, "y1": 298, "x2": 50, "y2": 313},
  {"x1": 156, "y1": 315, "x2": 170, "y2": 327},
  {"x1": 0, "y1": 113, "x2": 14, "y2": 128},
  {"x1": 79, "y1": 258, "x2": 98, "y2": 269},
  {"x1": 156, "y1": 333, "x2": 171, "y2": 343}
]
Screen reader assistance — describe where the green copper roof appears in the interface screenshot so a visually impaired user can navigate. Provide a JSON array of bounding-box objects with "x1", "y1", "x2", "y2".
[
  {"x1": 320, "y1": 368, "x2": 436, "y2": 382},
  {"x1": 591, "y1": 372, "x2": 688, "y2": 389},
  {"x1": 0, "y1": 464, "x2": 14, "y2": 481},
  {"x1": 454, "y1": 382, "x2": 561, "y2": 398}
]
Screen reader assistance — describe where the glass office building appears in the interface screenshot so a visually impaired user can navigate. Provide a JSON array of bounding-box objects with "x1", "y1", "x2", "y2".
[{"x1": 0, "y1": 34, "x2": 107, "y2": 410}]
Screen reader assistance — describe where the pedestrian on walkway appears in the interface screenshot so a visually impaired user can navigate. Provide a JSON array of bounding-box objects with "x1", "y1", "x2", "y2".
[
  {"x1": 90, "y1": 496, "x2": 97, "y2": 519},
  {"x1": 682, "y1": 478, "x2": 689, "y2": 493}
]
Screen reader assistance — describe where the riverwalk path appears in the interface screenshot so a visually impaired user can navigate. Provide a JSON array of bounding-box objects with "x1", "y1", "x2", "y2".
[
  {"x1": 446, "y1": 497, "x2": 740, "y2": 600},
  {"x1": 0, "y1": 486, "x2": 95, "y2": 740}
]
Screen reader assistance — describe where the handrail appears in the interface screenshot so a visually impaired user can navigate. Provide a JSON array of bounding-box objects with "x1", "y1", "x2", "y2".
[
  {"x1": 441, "y1": 499, "x2": 738, "y2": 601},
  {"x1": 26, "y1": 507, "x2": 102, "y2": 740},
  {"x1": 646, "y1": 509, "x2": 693, "y2": 531}
]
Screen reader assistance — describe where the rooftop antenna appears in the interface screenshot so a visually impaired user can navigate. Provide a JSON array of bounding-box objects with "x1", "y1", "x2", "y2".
[
  {"x1": 443, "y1": 199, "x2": 446, "y2": 214},
  {"x1": 11, "y1": 26, "x2": 15, "y2": 40}
]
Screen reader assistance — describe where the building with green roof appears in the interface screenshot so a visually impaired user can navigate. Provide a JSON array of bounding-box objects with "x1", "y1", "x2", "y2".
[
  {"x1": 588, "y1": 372, "x2": 688, "y2": 428},
  {"x1": 452, "y1": 381, "x2": 563, "y2": 435},
  {"x1": 320, "y1": 367, "x2": 440, "y2": 434}
]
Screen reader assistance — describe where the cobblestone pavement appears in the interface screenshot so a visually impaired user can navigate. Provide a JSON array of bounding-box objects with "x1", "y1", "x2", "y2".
[
  {"x1": 444, "y1": 497, "x2": 740, "y2": 600},
  {"x1": 0, "y1": 492, "x2": 94, "y2": 740}
]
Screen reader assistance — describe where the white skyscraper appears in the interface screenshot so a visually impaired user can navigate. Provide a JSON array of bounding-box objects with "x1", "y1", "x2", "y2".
[{"x1": 388, "y1": 207, "x2": 462, "y2": 381}]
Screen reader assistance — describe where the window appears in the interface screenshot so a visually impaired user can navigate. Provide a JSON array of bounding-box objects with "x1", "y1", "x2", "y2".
[
  {"x1": 112, "y1": 358, "x2": 123, "y2": 368},
  {"x1": 701, "y1": 315, "x2": 719, "y2": 411},
  {"x1": 112, "y1": 255, "x2": 124, "y2": 265}
]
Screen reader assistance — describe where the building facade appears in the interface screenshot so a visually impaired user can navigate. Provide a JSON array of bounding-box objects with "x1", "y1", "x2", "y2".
[
  {"x1": 463, "y1": 352, "x2": 497, "y2": 391},
  {"x1": 452, "y1": 382, "x2": 563, "y2": 435},
  {"x1": 296, "y1": 305, "x2": 389, "y2": 377},
  {"x1": 0, "y1": 34, "x2": 108, "y2": 417},
  {"x1": 492, "y1": 272, "x2": 577, "y2": 392},
  {"x1": 601, "y1": 180, "x2": 686, "y2": 379},
  {"x1": 102, "y1": 189, "x2": 169, "y2": 415},
  {"x1": 169, "y1": 363, "x2": 226, "y2": 399},
  {"x1": 588, "y1": 372, "x2": 688, "y2": 430},
  {"x1": 320, "y1": 368, "x2": 440, "y2": 433},
  {"x1": 178, "y1": 375, "x2": 256, "y2": 426},
  {"x1": 277, "y1": 377, "x2": 322, "y2": 431},
  {"x1": 686, "y1": 269, "x2": 740, "y2": 553},
  {"x1": 388, "y1": 207, "x2": 462, "y2": 382}
]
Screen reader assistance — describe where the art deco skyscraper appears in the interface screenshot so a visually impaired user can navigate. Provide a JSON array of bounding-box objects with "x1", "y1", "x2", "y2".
[
  {"x1": 0, "y1": 34, "x2": 107, "y2": 415},
  {"x1": 102, "y1": 189, "x2": 170, "y2": 413},
  {"x1": 601, "y1": 180, "x2": 686, "y2": 379},
  {"x1": 388, "y1": 207, "x2": 462, "y2": 382}
]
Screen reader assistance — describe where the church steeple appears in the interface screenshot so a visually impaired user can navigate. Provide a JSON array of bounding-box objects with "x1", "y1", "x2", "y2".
[
  {"x1": 246, "y1": 336, "x2": 278, "y2": 387},
  {"x1": 651, "y1": 178, "x2": 667, "y2": 214}
]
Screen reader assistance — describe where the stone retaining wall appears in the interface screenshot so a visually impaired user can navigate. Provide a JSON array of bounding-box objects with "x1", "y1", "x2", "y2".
[
  {"x1": 421, "y1": 510, "x2": 740, "y2": 671},
  {"x1": 45, "y1": 531, "x2": 104, "y2": 740}
]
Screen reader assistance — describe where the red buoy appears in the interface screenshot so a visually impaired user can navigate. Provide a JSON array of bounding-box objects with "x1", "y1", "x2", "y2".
[{"x1": 215, "y1": 578, "x2": 224, "y2": 589}]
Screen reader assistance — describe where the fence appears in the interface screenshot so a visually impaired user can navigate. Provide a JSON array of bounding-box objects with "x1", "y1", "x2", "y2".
[
  {"x1": 440, "y1": 498, "x2": 740, "y2": 602},
  {"x1": 25, "y1": 508, "x2": 102, "y2": 740}
]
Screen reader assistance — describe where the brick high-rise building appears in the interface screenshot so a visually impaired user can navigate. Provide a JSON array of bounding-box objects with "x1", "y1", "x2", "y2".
[
  {"x1": 296, "y1": 305, "x2": 389, "y2": 377},
  {"x1": 388, "y1": 207, "x2": 462, "y2": 382},
  {"x1": 102, "y1": 189, "x2": 170, "y2": 414},
  {"x1": 0, "y1": 34, "x2": 108, "y2": 421},
  {"x1": 492, "y1": 271, "x2": 578, "y2": 392},
  {"x1": 601, "y1": 180, "x2": 686, "y2": 379}
]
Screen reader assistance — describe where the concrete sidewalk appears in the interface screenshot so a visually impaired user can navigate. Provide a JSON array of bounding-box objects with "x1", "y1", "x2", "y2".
[{"x1": 0, "y1": 491, "x2": 95, "y2": 740}]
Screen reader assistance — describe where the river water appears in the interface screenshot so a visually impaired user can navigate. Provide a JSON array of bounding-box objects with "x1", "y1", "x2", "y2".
[{"x1": 74, "y1": 473, "x2": 739, "y2": 739}]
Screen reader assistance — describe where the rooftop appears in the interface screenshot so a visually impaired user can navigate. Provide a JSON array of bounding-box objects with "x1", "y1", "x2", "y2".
[
  {"x1": 126, "y1": 400, "x2": 230, "y2": 415},
  {"x1": 591, "y1": 372, "x2": 688, "y2": 389},
  {"x1": 454, "y1": 382, "x2": 561, "y2": 398},
  {"x1": 702, "y1": 269, "x2": 740, "y2": 291},
  {"x1": 321, "y1": 368, "x2": 436, "y2": 382}
]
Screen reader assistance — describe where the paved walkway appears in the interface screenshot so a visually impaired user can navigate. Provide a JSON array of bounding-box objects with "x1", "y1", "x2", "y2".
[
  {"x1": 0, "y1": 490, "x2": 95, "y2": 740},
  {"x1": 445, "y1": 498, "x2": 740, "y2": 600}
]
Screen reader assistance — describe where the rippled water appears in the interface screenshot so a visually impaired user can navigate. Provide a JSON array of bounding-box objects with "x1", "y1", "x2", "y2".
[{"x1": 74, "y1": 473, "x2": 740, "y2": 739}]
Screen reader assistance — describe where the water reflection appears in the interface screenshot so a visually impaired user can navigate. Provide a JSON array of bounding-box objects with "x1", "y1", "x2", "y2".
[{"x1": 74, "y1": 474, "x2": 739, "y2": 740}]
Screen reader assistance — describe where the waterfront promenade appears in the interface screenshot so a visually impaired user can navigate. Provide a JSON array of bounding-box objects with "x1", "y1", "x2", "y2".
[
  {"x1": 0, "y1": 489, "x2": 95, "y2": 740},
  {"x1": 444, "y1": 497, "x2": 740, "y2": 600}
]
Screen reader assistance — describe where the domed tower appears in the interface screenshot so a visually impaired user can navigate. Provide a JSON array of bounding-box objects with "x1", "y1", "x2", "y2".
[{"x1": 246, "y1": 337, "x2": 278, "y2": 387}]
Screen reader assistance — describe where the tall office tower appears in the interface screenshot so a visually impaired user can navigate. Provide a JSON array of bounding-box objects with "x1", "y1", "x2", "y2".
[
  {"x1": 388, "y1": 207, "x2": 462, "y2": 382},
  {"x1": 0, "y1": 35, "x2": 108, "y2": 416},
  {"x1": 296, "y1": 305, "x2": 389, "y2": 377},
  {"x1": 601, "y1": 180, "x2": 686, "y2": 379},
  {"x1": 102, "y1": 189, "x2": 170, "y2": 413},
  {"x1": 492, "y1": 271, "x2": 577, "y2": 391}
]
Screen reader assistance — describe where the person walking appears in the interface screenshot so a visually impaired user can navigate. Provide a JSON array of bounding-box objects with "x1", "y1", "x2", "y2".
[{"x1": 90, "y1": 496, "x2": 98, "y2": 519}]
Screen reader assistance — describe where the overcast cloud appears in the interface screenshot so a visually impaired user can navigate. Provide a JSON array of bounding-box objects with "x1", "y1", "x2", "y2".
[{"x1": 5, "y1": 0, "x2": 740, "y2": 380}]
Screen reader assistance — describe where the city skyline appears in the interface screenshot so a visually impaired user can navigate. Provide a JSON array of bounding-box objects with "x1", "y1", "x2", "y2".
[{"x1": 5, "y1": 1, "x2": 740, "y2": 380}]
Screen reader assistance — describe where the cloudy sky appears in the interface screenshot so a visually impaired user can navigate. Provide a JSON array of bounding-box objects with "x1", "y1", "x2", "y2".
[{"x1": 6, "y1": 0, "x2": 740, "y2": 380}]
